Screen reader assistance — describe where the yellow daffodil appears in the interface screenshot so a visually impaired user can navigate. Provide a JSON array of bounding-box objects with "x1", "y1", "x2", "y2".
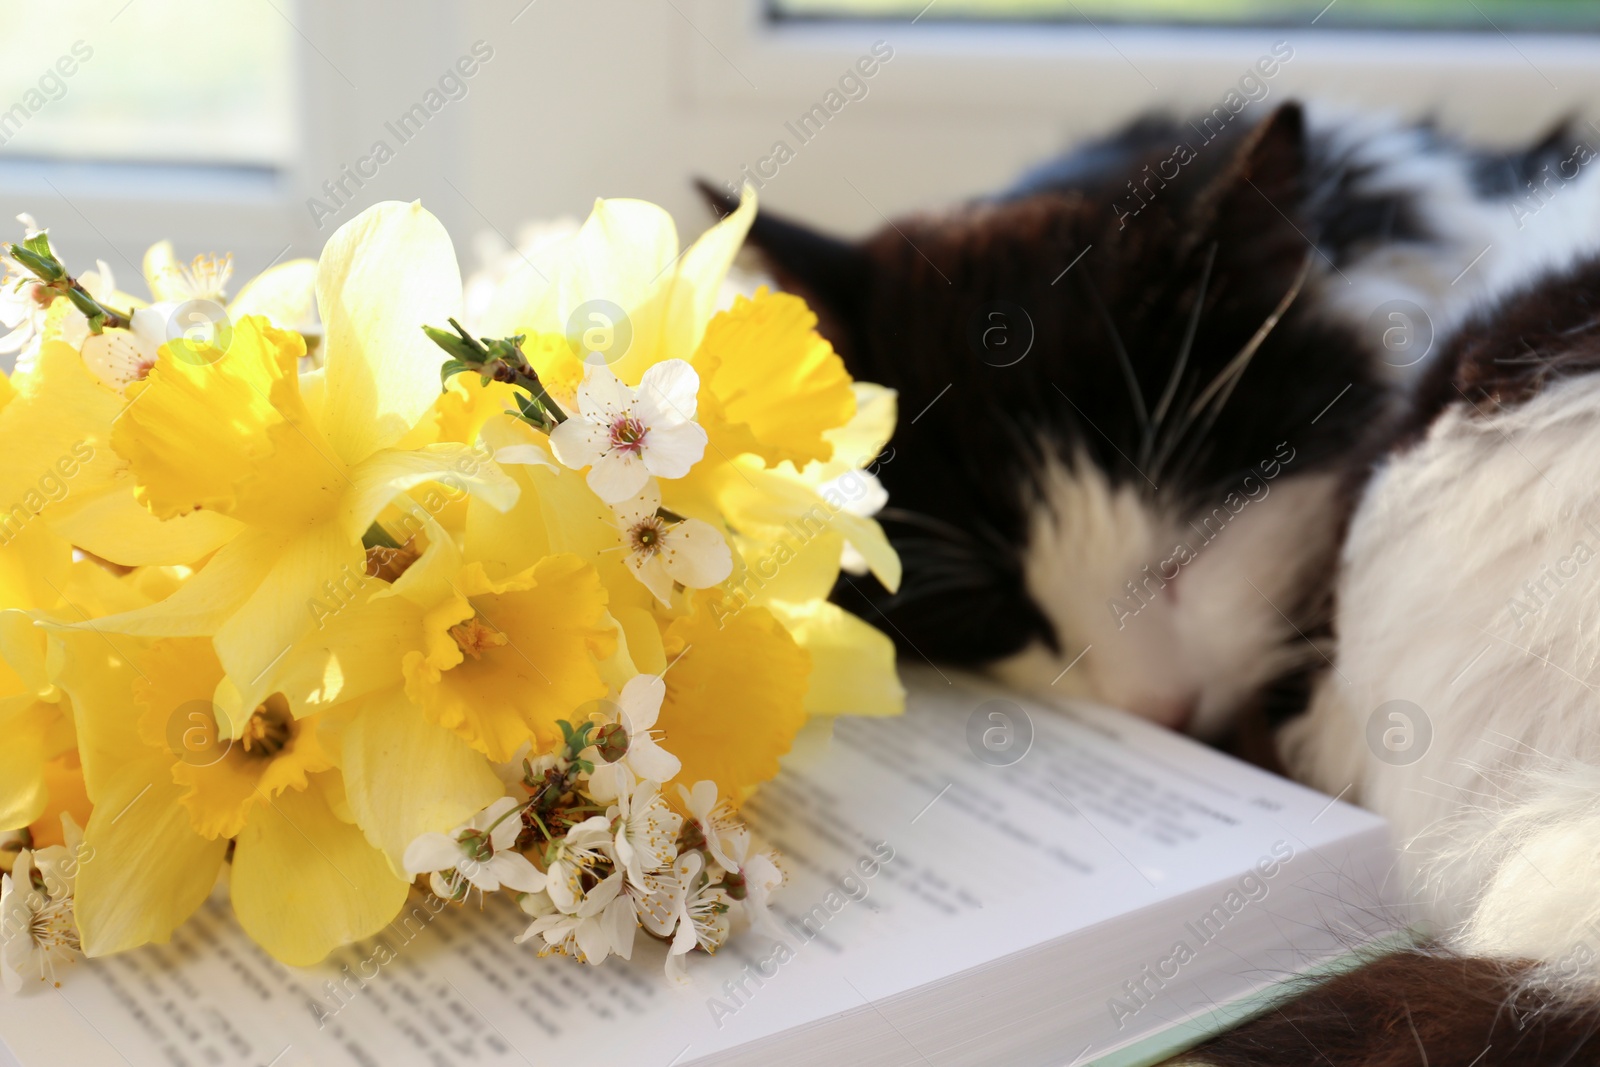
[
  {"x1": 477, "y1": 191, "x2": 757, "y2": 387},
  {"x1": 656, "y1": 591, "x2": 810, "y2": 804},
  {"x1": 0, "y1": 240, "x2": 316, "y2": 574},
  {"x1": 56, "y1": 631, "x2": 407, "y2": 965},
  {"x1": 692, "y1": 288, "x2": 856, "y2": 468},
  {"x1": 276, "y1": 511, "x2": 616, "y2": 762},
  {"x1": 258, "y1": 510, "x2": 614, "y2": 869},
  {"x1": 67, "y1": 202, "x2": 520, "y2": 732}
]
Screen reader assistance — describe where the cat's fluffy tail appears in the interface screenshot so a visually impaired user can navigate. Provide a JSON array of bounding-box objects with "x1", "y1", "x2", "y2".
[
  {"x1": 1183, "y1": 950, "x2": 1600, "y2": 1066},
  {"x1": 1181, "y1": 761, "x2": 1600, "y2": 1066}
]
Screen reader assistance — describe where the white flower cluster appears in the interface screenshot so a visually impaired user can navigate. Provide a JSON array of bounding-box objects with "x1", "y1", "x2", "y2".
[
  {"x1": 403, "y1": 674, "x2": 784, "y2": 983},
  {"x1": 497, "y1": 358, "x2": 734, "y2": 606}
]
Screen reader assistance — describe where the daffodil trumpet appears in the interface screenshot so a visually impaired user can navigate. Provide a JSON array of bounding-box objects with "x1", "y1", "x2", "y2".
[{"x1": 0, "y1": 188, "x2": 904, "y2": 995}]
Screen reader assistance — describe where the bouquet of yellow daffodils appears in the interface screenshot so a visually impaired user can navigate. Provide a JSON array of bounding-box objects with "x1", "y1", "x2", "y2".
[{"x1": 0, "y1": 191, "x2": 903, "y2": 992}]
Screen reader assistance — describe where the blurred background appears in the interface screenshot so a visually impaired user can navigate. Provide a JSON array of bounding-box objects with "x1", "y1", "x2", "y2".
[{"x1": 1, "y1": 0, "x2": 1598, "y2": 286}]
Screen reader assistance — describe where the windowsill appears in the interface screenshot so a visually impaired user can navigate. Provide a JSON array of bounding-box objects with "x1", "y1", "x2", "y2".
[
  {"x1": 0, "y1": 157, "x2": 285, "y2": 203},
  {"x1": 0, "y1": 158, "x2": 306, "y2": 281}
]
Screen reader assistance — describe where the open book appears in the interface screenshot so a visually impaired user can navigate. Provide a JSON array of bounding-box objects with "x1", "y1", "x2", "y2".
[{"x1": 0, "y1": 667, "x2": 1402, "y2": 1067}]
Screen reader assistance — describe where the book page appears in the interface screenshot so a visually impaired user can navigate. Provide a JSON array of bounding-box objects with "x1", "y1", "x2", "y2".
[{"x1": 0, "y1": 668, "x2": 1391, "y2": 1067}]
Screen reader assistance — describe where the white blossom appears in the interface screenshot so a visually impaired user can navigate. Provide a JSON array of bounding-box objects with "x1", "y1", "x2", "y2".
[
  {"x1": 612, "y1": 480, "x2": 731, "y2": 604},
  {"x1": 1, "y1": 816, "x2": 85, "y2": 993},
  {"x1": 586, "y1": 674, "x2": 681, "y2": 803},
  {"x1": 403, "y1": 796, "x2": 545, "y2": 898},
  {"x1": 548, "y1": 359, "x2": 707, "y2": 503},
  {"x1": 610, "y1": 776, "x2": 682, "y2": 890}
]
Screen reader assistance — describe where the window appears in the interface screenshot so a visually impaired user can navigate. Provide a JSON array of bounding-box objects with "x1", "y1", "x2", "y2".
[
  {"x1": 771, "y1": 0, "x2": 1600, "y2": 30},
  {"x1": 0, "y1": 0, "x2": 296, "y2": 168}
]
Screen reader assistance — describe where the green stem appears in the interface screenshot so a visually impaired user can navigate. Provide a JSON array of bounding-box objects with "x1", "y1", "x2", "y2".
[{"x1": 361, "y1": 521, "x2": 400, "y2": 550}]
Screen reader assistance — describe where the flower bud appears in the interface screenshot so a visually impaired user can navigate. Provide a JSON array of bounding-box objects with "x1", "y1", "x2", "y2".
[{"x1": 594, "y1": 722, "x2": 630, "y2": 764}]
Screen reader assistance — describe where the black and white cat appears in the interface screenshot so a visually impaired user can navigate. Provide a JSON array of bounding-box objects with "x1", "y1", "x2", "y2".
[
  {"x1": 703, "y1": 101, "x2": 1600, "y2": 1063},
  {"x1": 708, "y1": 100, "x2": 1600, "y2": 738}
]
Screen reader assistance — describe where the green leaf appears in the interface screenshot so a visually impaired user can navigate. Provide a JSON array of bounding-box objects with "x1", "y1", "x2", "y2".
[
  {"x1": 513, "y1": 392, "x2": 553, "y2": 433},
  {"x1": 22, "y1": 232, "x2": 53, "y2": 260},
  {"x1": 422, "y1": 324, "x2": 474, "y2": 362},
  {"x1": 438, "y1": 358, "x2": 470, "y2": 387},
  {"x1": 10, "y1": 245, "x2": 63, "y2": 282}
]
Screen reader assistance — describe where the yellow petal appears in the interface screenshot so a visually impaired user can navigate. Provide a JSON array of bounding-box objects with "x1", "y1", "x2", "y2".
[
  {"x1": 829, "y1": 510, "x2": 902, "y2": 594},
  {"x1": 0, "y1": 341, "x2": 121, "y2": 531},
  {"x1": 51, "y1": 630, "x2": 146, "y2": 803},
  {"x1": 25, "y1": 754, "x2": 92, "y2": 848},
  {"x1": 765, "y1": 600, "x2": 904, "y2": 717},
  {"x1": 230, "y1": 771, "x2": 409, "y2": 966},
  {"x1": 77, "y1": 752, "x2": 227, "y2": 956},
  {"x1": 482, "y1": 198, "x2": 679, "y2": 378},
  {"x1": 613, "y1": 605, "x2": 666, "y2": 676},
  {"x1": 142, "y1": 240, "x2": 181, "y2": 302},
  {"x1": 645, "y1": 185, "x2": 756, "y2": 373},
  {"x1": 110, "y1": 315, "x2": 316, "y2": 521},
  {"x1": 818, "y1": 382, "x2": 897, "y2": 474},
  {"x1": 170, "y1": 709, "x2": 333, "y2": 840},
  {"x1": 693, "y1": 289, "x2": 855, "y2": 468},
  {"x1": 341, "y1": 687, "x2": 504, "y2": 872},
  {"x1": 0, "y1": 609, "x2": 50, "y2": 697},
  {"x1": 0, "y1": 695, "x2": 51, "y2": 829},
  {"x1": 212, "y1": 522, "x2": 364, "y2": 721},
  {"x1": 685, "y1": 456, "x2": 902, "y2": 594},
  {"x1": 132, "y1": 638, "x2": 333, "y2": 839},
  {"x1": 228, "y1": 258, "x2": 318, "y2": 327},
  {"x1": 342, "y1": 443, "x2": 519, "y2": 540},
  {"x1": 48, "y1": 477, "x2": 242, "y2": 567},
  {"x1": 274, "y1": 591, "x2": 414, "y2": 717},
  {"x1": 64, "y1": 527, "x2": 277, "y2": 639},
  {"x1": 0, "y1": 520, "x2": 73, "y2": 615},
  {"x1": 404, "y1": 555, "x2": 615, "y2": 761},
  {"x1": 317, "y1": 201, "x2": 462, "y2": 465},
  {"x1": 467, "y1": 418, "x2": 640, "y2": 602},
  {"x1": 658, "y1": 592, "x2": 810, "y2": 803},
  {"x1": 398, "y1": 371, "x2": 523, "y2": 450}
]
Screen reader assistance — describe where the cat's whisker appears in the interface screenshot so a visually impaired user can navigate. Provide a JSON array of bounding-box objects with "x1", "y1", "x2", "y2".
[
  {"x1": 1186, "y1": 251, "x2": 1314, "y2": 422},
  {"x1": 877, "y1": 507, "x2": 986, "y2": 548},
  {"x1": 1152, "y1": 242, "x2": 1218, "y2": 430},
  {"x1": 1159, "y1": 251, "x2": 1314, "y2": 476},
  {"x1": 1078, "y1": 269, "x2": 1152, "y2": 465},
  {"x1": 1149, "y1": 242, "x2": 1219, "y2": 482}
]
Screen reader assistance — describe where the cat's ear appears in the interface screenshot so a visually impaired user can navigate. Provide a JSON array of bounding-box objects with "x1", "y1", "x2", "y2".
[
  {"x1": 693, "y1": 180, "x2": 871, "y2": 353},
  {"x1": 1186, "y1": 101, "x2": 1308, "y2": 267}
]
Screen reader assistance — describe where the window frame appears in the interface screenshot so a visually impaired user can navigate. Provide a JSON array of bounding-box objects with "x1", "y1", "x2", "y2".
[
  {"x1": 685, "y1": 0, "x2": 1600, "y2": 144},
  {"x1": 0, "y1": 0, "x2": 470, "y2": 284}
]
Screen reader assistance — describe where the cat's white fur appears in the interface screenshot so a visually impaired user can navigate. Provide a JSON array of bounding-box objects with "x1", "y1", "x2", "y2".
[
  {"x1": 993, "y1": 458, "x2": 1343, "y2": 736},
  {"x1": 1308, "y1": 104, "x2": 1600, "y2": 368},
  {"x1": 1283, "y1": 373, "x2": 1600, "y2": 985}
]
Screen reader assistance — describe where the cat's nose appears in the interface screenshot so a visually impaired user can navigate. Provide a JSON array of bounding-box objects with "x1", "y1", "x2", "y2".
[{"x1": 1126, "y1": 693, "x2": 1198, "y2": 732}]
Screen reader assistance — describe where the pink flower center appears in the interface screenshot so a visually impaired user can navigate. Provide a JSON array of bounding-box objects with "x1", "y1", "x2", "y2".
[
  {"x1": 630, "y1": 517, "x2": 665, "y2": 558},
  {"x1": 609, "y1": 415, "x2": 647, "y2": 455}
]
